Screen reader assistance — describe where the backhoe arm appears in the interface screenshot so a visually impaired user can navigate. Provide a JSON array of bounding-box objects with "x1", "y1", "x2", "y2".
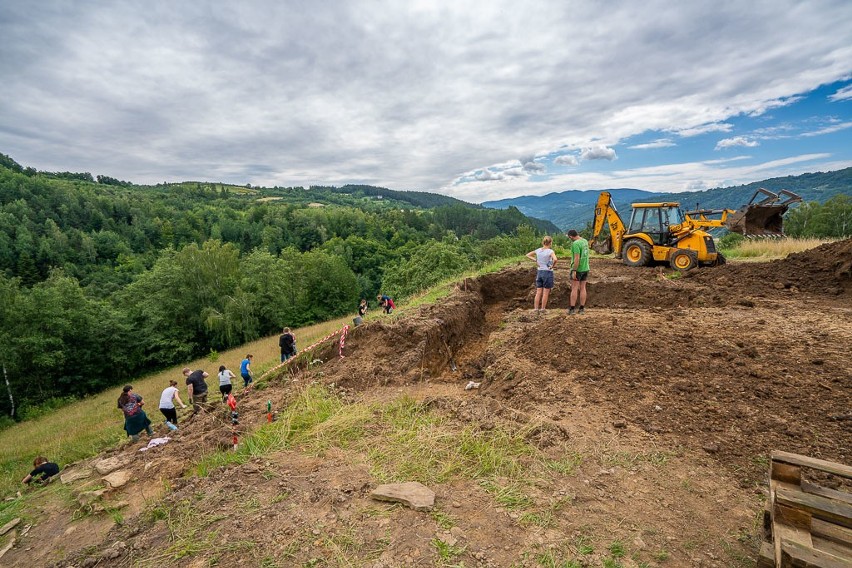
[{"x1": 590, "y1": 191, "x2": 626, "y2": 256}]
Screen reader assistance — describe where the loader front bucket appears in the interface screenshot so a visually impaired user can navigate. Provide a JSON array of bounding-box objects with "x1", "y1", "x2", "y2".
[{"x1": 724, "y1": 188, "x2": 802, "y2": 236}]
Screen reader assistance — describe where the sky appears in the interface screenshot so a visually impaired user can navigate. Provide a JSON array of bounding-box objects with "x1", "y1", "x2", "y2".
[{"x1": 1, "y1": 1, "x2": 851, "y2": 203}]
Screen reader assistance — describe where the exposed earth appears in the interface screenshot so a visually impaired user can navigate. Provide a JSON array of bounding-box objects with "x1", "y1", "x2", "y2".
[{"x1": 3, "y1": 240, "x2": 851, "y2": 567}]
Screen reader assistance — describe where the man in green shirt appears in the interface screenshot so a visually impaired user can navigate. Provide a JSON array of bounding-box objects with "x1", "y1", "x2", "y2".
[{"x1": 567, "y1": 229, "x2": 590, "y2": 315}]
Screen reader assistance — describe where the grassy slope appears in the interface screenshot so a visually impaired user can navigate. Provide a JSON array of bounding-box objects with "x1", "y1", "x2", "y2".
[{"x1": 0, "y1": 255, "x2": 531, "y2": 499}]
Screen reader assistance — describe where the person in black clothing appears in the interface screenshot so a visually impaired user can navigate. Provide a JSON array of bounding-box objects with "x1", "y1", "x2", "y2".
[
  {"x1": 183, "y1": 367, "x2": 210, "y2": 413},
  {"x1": 279, "y1": 327, "x2": 297, "y2": 362},
  {"x1": 358, "y1": 299, "x2": 368, "y2": 318},
  {"x1": 22, "y1": 456, "x2": 59, "y2": 485}
]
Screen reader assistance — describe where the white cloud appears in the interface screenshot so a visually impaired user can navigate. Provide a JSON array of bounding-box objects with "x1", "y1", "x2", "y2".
[
  {"x1": 523, "y1": 161, "x2": 547, "y2": 174},
  {"x1": 629, "y1": 138, "x2": 675, "y2": 150},
  {"x1": 674, "y1": 123, "x2": 733, "y2": 137},
  {"x1": 580, "y1": 146, "x2": 617, "y2": 161},
  {"x1": 0, "y1": 0, "x2": 850, "y2": 198},
  {"x1": 684, "y1": 180, "x2": 710, "y2": 190},
  {"x1": 554, "y1": 154, "x2": 579, "y2": 166},
  {"x1": 829, "y1": 84, "x2": 852, "y2": 101},
  {"x1": 475, "y1": 169, "x2": 504, "y2": 181},
  {"x1": 801, "y1": 121, "x2": 852, "y2": 137},
  {"x1": 715, "y1": 136, "x2": 759, "y2": 150}
]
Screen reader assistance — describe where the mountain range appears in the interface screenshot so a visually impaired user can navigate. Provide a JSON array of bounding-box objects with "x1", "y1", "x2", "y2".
[{"x1": 481, "y1": 167, "x2": 852, "y2": 231}]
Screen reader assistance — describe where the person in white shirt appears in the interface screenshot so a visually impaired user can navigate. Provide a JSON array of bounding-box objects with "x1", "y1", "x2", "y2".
[
  {"x1": 525, "y1": 235, "x2": 558, "y2": 313},
  {"x1": 159, "y1": 380, "x2": 187, "y2": 426},
  {"x1": 218, "y1": 364, "x2": 237, "y2": 402}
]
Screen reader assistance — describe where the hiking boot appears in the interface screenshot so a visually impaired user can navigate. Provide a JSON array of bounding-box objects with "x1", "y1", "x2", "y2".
[
  {"x1": 567, "y1": 307, "x2": 575, "y2": 315},
  {"x1": 578, "y1": 307, "x2": 585, "y2": 315}
]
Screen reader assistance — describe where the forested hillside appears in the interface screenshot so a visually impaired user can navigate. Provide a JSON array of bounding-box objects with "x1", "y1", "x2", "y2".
[
  {"x1": 483, "y1": 167, "x2": 852, "y2": 233},
  {"x1": 0, "y1": 154, "x2": 555, "y2": 420}
]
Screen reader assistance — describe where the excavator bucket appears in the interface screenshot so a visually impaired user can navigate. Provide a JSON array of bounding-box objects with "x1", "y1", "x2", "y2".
[
  {"x1": 591, "y1": 235, "x2": 613, "y2": 255},
  {"x1": 725, "y1": 188, "x2": 801, "y2": 236}
]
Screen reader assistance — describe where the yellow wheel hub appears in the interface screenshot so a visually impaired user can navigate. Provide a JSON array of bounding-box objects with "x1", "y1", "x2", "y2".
[
  {"x1": 673, "y1": 253, "x2": 691, "y2": 269},
  {"x1": 626, "y1": 246, "x2": 642, "y2": 262}
]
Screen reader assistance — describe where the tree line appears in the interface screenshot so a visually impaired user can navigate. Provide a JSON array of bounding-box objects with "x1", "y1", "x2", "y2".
[{"x1": 0, "y1": 155, "x2": 545, "y2": 421}]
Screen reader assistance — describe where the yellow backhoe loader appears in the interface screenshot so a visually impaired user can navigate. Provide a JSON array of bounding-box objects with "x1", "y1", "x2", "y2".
[{"x1": 589, "y1": 188, "x2": 801, "y2": 270}]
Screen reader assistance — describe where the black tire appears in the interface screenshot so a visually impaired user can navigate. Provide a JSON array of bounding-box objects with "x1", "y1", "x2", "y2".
[
  {"x1": 669, "y1": 249, "x2": 698, "y2": 271},
  {"x1": 622, "y1": 239, "x2": 652, "y2": 267},
  {"x1": 715, "y1": 252, "x2": 727, "y2": 266}
]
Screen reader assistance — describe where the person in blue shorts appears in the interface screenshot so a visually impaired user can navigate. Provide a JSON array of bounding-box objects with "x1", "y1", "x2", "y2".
[{"x1": 526, "y1": 236, "x2": 557, "y2": 313}]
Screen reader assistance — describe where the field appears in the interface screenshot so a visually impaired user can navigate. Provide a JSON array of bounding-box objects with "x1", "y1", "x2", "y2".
[{"x1": 1, "y1": 239, "x2": 850, "y2": 567}]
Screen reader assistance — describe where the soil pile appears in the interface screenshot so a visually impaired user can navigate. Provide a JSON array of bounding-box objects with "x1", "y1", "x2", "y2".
[{"x1": 691, "y1": 237, "x2": 852, "y2": 297}]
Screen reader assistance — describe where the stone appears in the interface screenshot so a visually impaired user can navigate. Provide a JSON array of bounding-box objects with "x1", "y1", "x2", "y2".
[
  {"x1": 612, "y1": 420, "x2": 627, "y2": 429},
  {"x1": 77, "y1": 489, "x2": 107, "y2": 506},
  {"x1": 449, "y1": 526, "x2": 465, "y2": 540},
  {"x1": 0, "y1": 517, "x2": 20, "y2": 536},
  {"x1": 103, "y1": 470, "x2": 132, "y2": 488},
  {"x1": 94, "y1": 456, "x2": 130, "y2": 475},
  {"x1": 370, "y1": 482, "x2": 435, "y2": 511},
  {"x1": 0, "y1": 537, "x2": 16, "y2": 560},
  {"x1": 60, "y1": 467, "x2": 93, "y2": 484}
]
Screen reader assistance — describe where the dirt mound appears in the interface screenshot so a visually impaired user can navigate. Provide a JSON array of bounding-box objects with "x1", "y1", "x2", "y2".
[{"x1": 691, "y1": 238, "x2": 852, "y2": 297}]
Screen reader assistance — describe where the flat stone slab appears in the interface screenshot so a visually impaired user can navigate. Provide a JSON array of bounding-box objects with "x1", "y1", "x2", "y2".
[
  {"x1": 102, "y1": 470, "x2": 131, "y2": 489},
  {"x1": 0, "y1": 517, "x2": 20, "y2": 536},
  {"x1": 60, "y1": 467, "x2": 93, "y2": 484},
  {"x1": 94, "y1": 456, "x2": 130, "y2": 475},
  {"x1": 371, "y1": 482, "x2": 435, "y2": 511}
]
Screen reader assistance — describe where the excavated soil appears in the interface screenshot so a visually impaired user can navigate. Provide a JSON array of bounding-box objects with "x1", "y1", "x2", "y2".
[{"x1": 4, "y1": 240, "x2": 851, "y2": 568}]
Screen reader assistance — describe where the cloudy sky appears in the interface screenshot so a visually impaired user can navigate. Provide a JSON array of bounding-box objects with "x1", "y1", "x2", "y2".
[{"x1": 2, "y1": 1, "x2": 851, "y2": 203}]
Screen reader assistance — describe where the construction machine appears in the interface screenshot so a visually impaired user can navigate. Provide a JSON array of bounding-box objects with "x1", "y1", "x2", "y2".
[{"x1": 589, "y1": 188, "x2": 801, "y2": 270}]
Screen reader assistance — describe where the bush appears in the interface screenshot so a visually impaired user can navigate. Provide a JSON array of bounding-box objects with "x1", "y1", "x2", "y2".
[{"x1": 718, "y1": 232, "x2": 745, "y2": 250}]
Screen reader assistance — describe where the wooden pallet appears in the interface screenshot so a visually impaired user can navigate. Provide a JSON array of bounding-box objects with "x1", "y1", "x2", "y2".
[{"x1": 758, "y1": 450, "x2": 852, "y2": 568}]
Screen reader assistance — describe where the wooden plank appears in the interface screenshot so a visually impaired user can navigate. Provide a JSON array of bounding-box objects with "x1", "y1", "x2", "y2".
[
  {"x1": 776, "y1": 486, "x2": 852, "y2": 529},
  {"x1": 772, "y1": 451, "x2": 852, "y2": 480},
  {"x1": 780, "y1": 538, "x2": 852, "y2": 568},
  {"x1": 813, "y1": 536, "x2": 852, "y2": 563},
  {"x1": 813, "y1": 518, "x2": 852, "y2": 547},
  {"x1": 774, "y1": 461, "x2": 803, "y2": 484},
  {"x1": 805, "y1": 482, "x2": 852, "y2": 507},
  {"x1": 758, "y1": 540, "x2": 776, "y2": 568}
]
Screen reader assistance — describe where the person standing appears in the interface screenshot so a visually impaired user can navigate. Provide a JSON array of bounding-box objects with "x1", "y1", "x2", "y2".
[
  {"x1": 526, "y1": 236, "x2": 557, "y2": 313},
  {"x1": 218, "y1": 365, "x2": 236, "y2": 402},
  {"x1": 183, "y1": 367, "x2": 210, "y2": 412},
  {"x1": 566, "y1": 229, "x2": 590, "y2": 315},
  {"x1": 159, "y1": 379, "x2": 187, "y2": 427},
  {"x1": 117, "y1": 385, "x2": 154, "y2": 442},
  {"x1": 240, "y1": 355, "x2": 254, "y2": 388},
  {"x1": 279, "y1": 328, "x2": 297, "y2": 362},
  {"x1": 358, "y1": 298, "x2": 368, "y2": 318},
  {"x1": 22, "y1": 457, "x2": 60, "y2": 485}
]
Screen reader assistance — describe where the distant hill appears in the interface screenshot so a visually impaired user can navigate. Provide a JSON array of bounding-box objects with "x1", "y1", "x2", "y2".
[{"x1": 482, "y1": 167, "x2": 852, "y2": 230}]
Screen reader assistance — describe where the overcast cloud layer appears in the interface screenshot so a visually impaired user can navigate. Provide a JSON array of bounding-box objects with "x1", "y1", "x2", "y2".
[{"x1": 1, "y1": 1, "x2": 851, "y2": 201}]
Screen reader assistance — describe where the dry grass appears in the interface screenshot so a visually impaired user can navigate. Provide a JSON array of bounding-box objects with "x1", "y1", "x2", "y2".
[
  {"x1": 0, "y1": 315, "x2": 357, "y2": 497},
  {"x1": 723, "y1": 238, "x2": 835, "y2": 260}
]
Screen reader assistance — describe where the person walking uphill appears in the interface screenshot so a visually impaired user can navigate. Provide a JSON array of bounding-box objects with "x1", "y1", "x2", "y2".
[
  {"x1": 526, "y1": 235, "x2": 557, "y2": 313},
  {"x1": 279, "y1": 328, "x2": 297, "y2": 362},
  {"x1": 159, "y1": 379, "x2": 187, "y2": 428},
  {"x1": 117, "y1": 385, "x2": 153, "y2": 442},
  {"x1": 566, "y1": 229, "x2": 590, "y2": 315},
  {"x1": 240, "y1": 355, "x2": 254, "y2": 387},
  {"x1": 183, "y1": 367, "x2": 210, "y2": 413}
]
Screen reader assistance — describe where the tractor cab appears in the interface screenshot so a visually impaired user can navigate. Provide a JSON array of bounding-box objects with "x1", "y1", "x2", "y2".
[{"x1": 626, "y1": 203, "x2": 683, "y2": 245}]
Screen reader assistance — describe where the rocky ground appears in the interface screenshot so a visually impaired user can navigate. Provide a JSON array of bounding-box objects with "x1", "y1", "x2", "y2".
[{"x1": 2, "y1": 240, "x2": 850, "y2": 567}]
